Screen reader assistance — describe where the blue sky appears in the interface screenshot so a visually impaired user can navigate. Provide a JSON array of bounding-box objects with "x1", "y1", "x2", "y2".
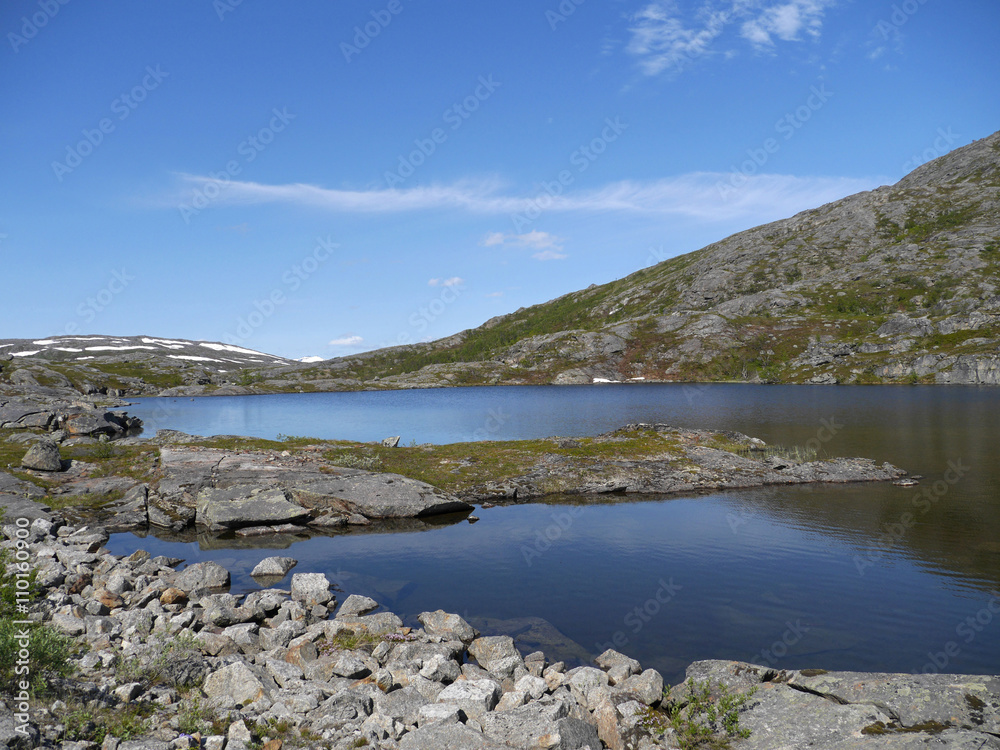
[{"x1": 2, "y1": 0, "x2": 998, "y2": 359}]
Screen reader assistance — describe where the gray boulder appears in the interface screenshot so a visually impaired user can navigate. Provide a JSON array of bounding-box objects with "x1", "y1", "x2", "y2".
[
  {"x1": 21, "y1": 440, "x2": 62, "y2": 472},
  {"x1": 336, "y1": 594, "x2": 380, "y2": 618},
  {"x1": 418, "y1": 610, "x2": 479, "y2": 645},
  {"x1": 196, "y1": 486, "x2": 311, "y2": 529},
  {"x1": 400, "y1": 722, "x2": 510, "y2": 750},
  {"x1": 290, "y1": 572, "x2": 332, "y2": 606},
  {"x1": 250, "y1": 556, "x2": 298, "y2": 578},
  {"x1": 435, "y1": 678, "x2": 502, "y2": 719},
  {"x1": 171, "y1": 561, "x2": 231, "y2": 593},
  {"x1": 468, "y1": 635, "x2": 526, "y2": 683},
  {"x1": 202, "y1": 661, "x2": 266, "y2": 706},
  {"x1": 479, "y1": 699, "x2": 601, "y2": 750}
]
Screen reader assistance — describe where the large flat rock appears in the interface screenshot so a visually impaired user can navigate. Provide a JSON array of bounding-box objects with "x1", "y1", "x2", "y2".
[
  {"x1": 675, "y1": 661, "x2": 1000, "y2": 749},
  {"x1": 157, "y1": 446, "x2": 472, "y2": 527}
]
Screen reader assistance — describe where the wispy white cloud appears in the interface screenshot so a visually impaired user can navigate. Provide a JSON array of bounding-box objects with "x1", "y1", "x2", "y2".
[
  {"x1": 626, "y1": 0, "x2": 839, "y2": 75},
  {"x1": 428, "y1": 277, "x2": 464, "y2": 287},
  {"x1": 328, "y1": 335, "x2": 363, "y2": 347},
  {"x1": 481, "y1": 230, "x2": 569, "y2": 260},
  {"x1": 168, "y1": 172, "x2": 882, "y2": 224},
  {"x1": 532, "y1": 249, "x2": 569, "y2": 261}
]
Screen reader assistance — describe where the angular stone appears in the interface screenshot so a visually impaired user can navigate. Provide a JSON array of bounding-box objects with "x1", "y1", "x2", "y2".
[
  {"x1": 171, "y1": 561, "x2": 230, "y2": 593},
  {"x1": 593, "y1": 693, "x2": 647, "y2": 750},
  {"x1": 419, "y1": 653, "x2": 461, "y2": 683},
  {"x1": 567, "y1": 667, "x2": 610, "y2": 710},
  {"x1": 196, "y1": 486, "x2": 311, "y2": 529},
  {"x1": 400, "y1": 722, "x2": 510, "y2": 750},
  {"x1": 375, "y1": 685, "x2": 428, "y2": 726},
  {"x1": 314, "y1": 688, "x2": 374, "y2": 728},
  {"x1": 468, "y1": 635, "x2": 526, "y2": 682},
  {"x1": 436, "y1": 678, "x2": 502, "y2": 719},
  {"x1": 21, "y1": 440, "x2": 63, "y2": 472},
  {"x1": 620, "y1": 668, "x2": 663, "y2": 706},
  {"x1": 418, "y1": 702, "x2": 462, "y2": 727},
  {"x1": 479, "y1": 699, "x2": 601, "y2": 750},
  {"x1": 250, "y1": 556, "x2": 298, "y2": 578},
  {"x1": 515, "y1": 674, "x2": 549, "y2": 700},
  {"x1": 159, "y1": 587, "x2": 187, "y2": 605},
  {"x1": 495, "y1": 690, "x2": 528, "y2": 711},
  {"x1": 284, "y1": 640, "x2": 318, "y2": 669},
  {"x1": 595, "y1": 648, "x2": 641, "y2": 676},
  {"x1": 418, "y1": 610, "x2": 479, "y2": 645},
  {"x1": 202, "y1": 661, "x2": 266, "y2": 706},
  {"x1": 336, "y1": 594, "x2": 379, "y2": 618},
  {"x1": 290, "y1": 572, "x2": 332, "y2": 606}
]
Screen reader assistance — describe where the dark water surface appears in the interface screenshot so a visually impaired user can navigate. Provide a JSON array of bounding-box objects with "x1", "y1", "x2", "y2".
[{"x1": 114, "y1": 385, "x2": 1000, "y2": 683}]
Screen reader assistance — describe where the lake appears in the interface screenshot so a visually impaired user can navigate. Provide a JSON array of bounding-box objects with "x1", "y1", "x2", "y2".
[{"x1": 113, "y1": 384, "x2": 1000, "y2": 683}]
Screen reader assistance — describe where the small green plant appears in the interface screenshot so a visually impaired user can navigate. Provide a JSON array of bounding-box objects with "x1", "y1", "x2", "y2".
[
  {"x1": 329, "y1": 451, "x2": 383, "y2": 471},
  {"x1": 114, "y1": 632, "x2": 201, "y2": 688},
  {"x1": 0, "y1": 527, "x2": 76, "y2": 696},
  {"x1": 642, "y1": 679, "x2": 757, "y2": 749},
  {"x1": 91, "y1": 441, "x2": 119, "y2": 460},
  {"x1": 60, "y1": 703, "x2": 151, "y2": 744}
]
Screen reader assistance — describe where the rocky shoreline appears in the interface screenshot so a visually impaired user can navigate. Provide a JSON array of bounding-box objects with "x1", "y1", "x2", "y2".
[{"x1": 1, "y1": 511, "x2": 998, "y2": 749}]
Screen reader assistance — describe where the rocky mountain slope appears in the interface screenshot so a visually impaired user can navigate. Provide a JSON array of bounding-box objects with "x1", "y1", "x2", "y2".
[{"x1": 283, "y1": 129, "x2": 1000, "y2": 390}]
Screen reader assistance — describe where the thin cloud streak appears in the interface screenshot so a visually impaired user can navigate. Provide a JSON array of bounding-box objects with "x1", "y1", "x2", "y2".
[{"x1": 171, "y1": 172, "x2": 883, "y2": 223}]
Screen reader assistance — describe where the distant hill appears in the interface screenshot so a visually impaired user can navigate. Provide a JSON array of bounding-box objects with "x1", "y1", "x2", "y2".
[
  {"x1": 280, "y1": 129, "x2": 1000, "y2": 389},
  {"x1": 0, "y1": 335, "x2": 295, "y2": 396},
  {"x1": 4, "y1": 131, "x2": 999, "y2": 397}
]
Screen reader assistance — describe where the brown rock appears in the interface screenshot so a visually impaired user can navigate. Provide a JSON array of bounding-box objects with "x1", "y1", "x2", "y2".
[
  {"x1": 160, "y1": 587, "x2": 188, "y2": 605},
  {"x1": 95, "y1": 588, "x2": 123, "y2": 610},
  {"x1": 285, "y1": 640, "x2": 318, "y2": 668}
]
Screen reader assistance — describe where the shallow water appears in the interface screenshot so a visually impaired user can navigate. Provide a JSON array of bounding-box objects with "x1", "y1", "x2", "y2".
[{"x1": 112, "y1": 384, "x2": 1000, "y2": 683}]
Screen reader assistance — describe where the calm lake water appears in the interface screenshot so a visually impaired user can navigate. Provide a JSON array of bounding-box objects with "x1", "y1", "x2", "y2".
[{"x1": 114, "y1": 385, "x2": 1000, "y2": 683}]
